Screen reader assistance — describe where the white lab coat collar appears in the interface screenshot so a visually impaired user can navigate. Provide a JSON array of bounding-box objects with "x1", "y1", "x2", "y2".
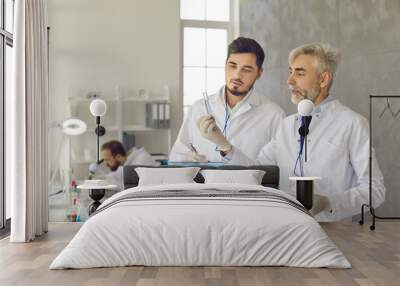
[
  {"x1": 312, "y1": 95, "x2": 336, "y2": 115},
  {"x1": 293, "y1": 96, "x2": 339, "y2": 138},
  {"x1": 210, "y1": 85, "x2": 261, "y2": 118}
]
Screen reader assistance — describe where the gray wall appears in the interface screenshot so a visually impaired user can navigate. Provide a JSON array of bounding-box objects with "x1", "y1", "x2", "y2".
[{"x1": 240, "y1": 0, "x2": 400, "y2": 217}]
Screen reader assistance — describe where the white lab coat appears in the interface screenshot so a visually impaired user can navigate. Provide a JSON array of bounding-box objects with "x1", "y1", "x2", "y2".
[
  {"x1": 169, "y1": 86, "x2": 285, "y2": 162},
  {"x1": 105, "y1": 147, "x2": 157, "y2": 190},
  {"x1": 227, "y1": 99, "x2": 386, "y2": 221}
]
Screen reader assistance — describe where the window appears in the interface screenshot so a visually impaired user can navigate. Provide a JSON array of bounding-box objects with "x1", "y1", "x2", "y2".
[
  {"x1": 1, "y1": 0, "x2": 14, "y2": 234},
  {"x1": 180, "y1": 0, "x2": 236, "y2": 114}
]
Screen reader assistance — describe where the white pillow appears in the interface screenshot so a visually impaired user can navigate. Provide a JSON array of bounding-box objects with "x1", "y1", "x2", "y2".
[
  {"x1": 135, "y1": 167, "x2": 201, "y2": 186},
  {"x1": 200, "y1": 169, "x2": 266, "y2": 185}
]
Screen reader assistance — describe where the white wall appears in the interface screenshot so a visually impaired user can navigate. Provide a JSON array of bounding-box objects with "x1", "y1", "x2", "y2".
[{"x1": 47, "y1": 0, "x2": 181, "y2": 177}]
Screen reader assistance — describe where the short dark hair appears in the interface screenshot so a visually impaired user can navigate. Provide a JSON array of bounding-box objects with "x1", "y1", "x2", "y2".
[
  {"x1": 101, "y1": 140, "x2": 126, "y2": 157},
  {"x1": 227, "y1": 37, "x2": 265, "y2": 69}
]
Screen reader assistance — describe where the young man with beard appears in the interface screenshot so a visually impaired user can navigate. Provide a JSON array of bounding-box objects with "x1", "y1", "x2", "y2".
[
  {"x1": 98, "y1": 140, "x2": 157, "y2": 189},
  {"x1": 205, "y1": 42, "x2": 386, "y2": 221},
  {"x1": 170, "y1": 37, "x2": 285, "y2": 162}
]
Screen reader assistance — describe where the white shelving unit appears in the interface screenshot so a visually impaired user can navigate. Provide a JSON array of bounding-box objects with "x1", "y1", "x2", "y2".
[{"x1": 67, "y1": 95, "x2": 171, "y2": 178}]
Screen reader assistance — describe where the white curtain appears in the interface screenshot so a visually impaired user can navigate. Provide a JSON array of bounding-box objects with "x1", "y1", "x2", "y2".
[{"x1": 9, "y1": 0, "x2": 48, "y2": 242}]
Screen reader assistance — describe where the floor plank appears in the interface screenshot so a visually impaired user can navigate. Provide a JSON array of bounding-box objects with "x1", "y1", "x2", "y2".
[{"x1": 0, "y1": 221, "x2": 399, "y2": 286}]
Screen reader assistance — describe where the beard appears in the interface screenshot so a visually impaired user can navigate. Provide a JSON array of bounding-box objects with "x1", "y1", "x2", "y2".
[
  {"x1": 227, "y1": 86, "x2": 249, "y2": 96},
  {"x1": 227, "y1": 80, "x2": 256, "y2": 97},
  {"x1": 109, "y1": 164, "x2": 120, "y2": 171},
  {"x1": 289, "y1": 84, "x2": 320, "y2": 104}
]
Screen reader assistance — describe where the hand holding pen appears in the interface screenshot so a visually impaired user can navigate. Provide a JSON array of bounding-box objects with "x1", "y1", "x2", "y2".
[{"x1": 188, "y1": 143, "x2": 207, "y2": 162}]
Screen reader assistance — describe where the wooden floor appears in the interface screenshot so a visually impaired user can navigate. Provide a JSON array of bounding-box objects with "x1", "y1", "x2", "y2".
[{"x1": 0, "y1": 221, "x2": 399, "y2": 286}]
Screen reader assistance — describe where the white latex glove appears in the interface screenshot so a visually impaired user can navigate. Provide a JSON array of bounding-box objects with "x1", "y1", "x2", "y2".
[
  {"x1": 197, "y1": 115, "x2": 231, "y2": 152},
  {"x1": 187, "y1": 151, "x2": 208, "y2": 163},
  {"x1": 310, "y1": 194, "x2": 331, "y2": 216}
]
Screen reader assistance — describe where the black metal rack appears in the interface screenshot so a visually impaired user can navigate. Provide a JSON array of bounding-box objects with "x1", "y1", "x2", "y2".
[{"x1": 360, "y1": 95, "x2": 400, "y2": 230}]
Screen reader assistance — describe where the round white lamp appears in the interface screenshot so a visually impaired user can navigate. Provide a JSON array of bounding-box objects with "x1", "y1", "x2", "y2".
[
  {"x1": 297, "y1": 99, "x2": 314, "y2": 116},
  {"x1": 89, "y1": 99, "x2": 107, "y2": 117},
  {"x1": 61, "y1": 118, "x2": 87, "y2": 136},
  {"x1": 49, "y1": 118, "x2": 87, "y2": 196}
]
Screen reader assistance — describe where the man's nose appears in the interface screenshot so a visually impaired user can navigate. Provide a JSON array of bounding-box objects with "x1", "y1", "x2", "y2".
[
  {"x1": 287, "y1": 73, "x2": 295, "y2": 86},
  {"x1": 232, "y1": 68, "x2": 242, "y2": 79}
]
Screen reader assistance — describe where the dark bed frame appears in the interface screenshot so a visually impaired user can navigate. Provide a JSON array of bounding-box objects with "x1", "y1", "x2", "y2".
[{"x1": 123, "y1": 165, "x2": 280, "y2": 189}]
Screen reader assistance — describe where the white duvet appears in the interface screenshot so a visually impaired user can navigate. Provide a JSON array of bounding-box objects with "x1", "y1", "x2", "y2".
[{"x1": 50, "y1": 183, "x2": 351, "y2": 269}]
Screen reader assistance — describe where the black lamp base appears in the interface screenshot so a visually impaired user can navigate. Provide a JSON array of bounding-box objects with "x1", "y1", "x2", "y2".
[
  {"x1": 296, "y1": 180, "x2": 314, "y2": 210},
  {"x1": 88, "y1": 188, "x2": 105, "y2": 215}
]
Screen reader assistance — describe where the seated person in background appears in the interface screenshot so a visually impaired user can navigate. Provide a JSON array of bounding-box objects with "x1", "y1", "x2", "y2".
[
  {"x1": 90, "y1": 140, "x2": 157, "y2": 189},
  {"x1": 169, "y1": 37, "x2": 285, "y2": 162},
  {"x1": 198, "y1": 42, "x2": 386, "y2": 221}
]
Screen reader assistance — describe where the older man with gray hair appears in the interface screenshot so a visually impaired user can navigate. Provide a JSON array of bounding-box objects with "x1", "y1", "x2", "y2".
[{"x1": 201, "y1": 42, "x2": 386, "y2": 221}]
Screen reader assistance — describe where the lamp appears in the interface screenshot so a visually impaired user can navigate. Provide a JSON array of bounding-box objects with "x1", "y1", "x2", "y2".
[
  {"x1": 291, "y1": 99, "x2": 317, "y2": 210},
  {"x1": 87, "y1": 98, "x2": 108, "y2": 215},
  {"x1": 61, "y1": 118, "x2": 87, "y2": 136},
  {"x1": 89, "y1": 98, "x2": 107, "y2": 164},
  {"x1": 297, "y1": 99, "x2": 314, "y2": 162},
  {"x1": 49, "y1": 118, "x2": 87, "y2": 195}
]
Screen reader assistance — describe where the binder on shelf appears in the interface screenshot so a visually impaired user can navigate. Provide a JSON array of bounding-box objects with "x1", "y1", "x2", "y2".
[
  {"x1": 152, "y1": 103, "x2": 159, "y2": 128},
  {"x1": 165, "y1": 103, "x2": 170, "y2": 128},
  {"x1": 158, "y1": 103, "x2": 165, "y2": 128},
  {"x1": 145, "y1": 103, "x2": 152, "y2": 128},
  {"x1": 145, "y1": 102, "x2": 170, "y2": 129},
  {"x1": 123, "y1": 132, "x2": 136, "y2": 151}
]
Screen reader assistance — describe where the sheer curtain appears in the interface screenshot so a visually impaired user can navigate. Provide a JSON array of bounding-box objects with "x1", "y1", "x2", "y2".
[{"x1": 9, "y1": 0, "x2": 48, "y2": 242}]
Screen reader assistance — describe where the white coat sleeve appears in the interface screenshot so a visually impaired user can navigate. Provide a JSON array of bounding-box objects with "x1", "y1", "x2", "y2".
[
  {"x1": 328, "y1": 118, "x2": 386, "y2": 220},
  {"x1": 269, "y1": 107, "x2": 286, "y2": 140},
  {"x1": 226, "y1": 136, "x2": 278, "y2": 166},
  {"x1": 223, "y1": 111, "x2": 283, "y2": 165},
  {"x1": 169, "y1": 106, "x2": 195, "y2": 161},
  {"x1": 132, "y1": 148, "x2": 158, "y2": 166}
]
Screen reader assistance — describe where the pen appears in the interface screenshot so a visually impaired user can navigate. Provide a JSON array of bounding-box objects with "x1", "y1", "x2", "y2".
[
  {"x1": 189, "y1": 143, "x2": 198, "y2": 153},
  {"x1": 202, "y1": 92, "x2": 211, "y2": 115}
]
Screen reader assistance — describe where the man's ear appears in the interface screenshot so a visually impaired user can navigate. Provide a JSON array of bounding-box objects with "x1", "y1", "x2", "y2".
[
  {"x1": 115, "y1": 154, "x2": 124, "y2": 163},
  {"x1": 257, "y1": 68, "x2": 263, "y2": 79},
  {"x1": 320, "y1": 71, "x2": 332, "y2": 89}
]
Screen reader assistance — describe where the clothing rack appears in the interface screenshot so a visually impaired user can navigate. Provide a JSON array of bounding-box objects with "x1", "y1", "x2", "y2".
[{"x1": 360, "y1": 95, "x2": 400, "y2": 230}]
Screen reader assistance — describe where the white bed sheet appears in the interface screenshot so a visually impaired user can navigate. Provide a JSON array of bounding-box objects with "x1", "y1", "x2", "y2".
[{"x1": 50, "y1": 183, "x2": 351, "y2": 269}]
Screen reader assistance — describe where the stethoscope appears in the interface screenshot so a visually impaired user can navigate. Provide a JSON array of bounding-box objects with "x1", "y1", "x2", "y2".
[
  {"x1": 212, "y1": 95, "x2": 231, "y2": 152},
  {"x1": 222, "y1": 99, "x2": 231, "y2": 137},
  {"x1": 221, "y1": 86, "x2": 254, "y2": 137}
]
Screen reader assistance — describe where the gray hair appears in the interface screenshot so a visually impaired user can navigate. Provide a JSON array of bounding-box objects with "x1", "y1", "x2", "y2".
[{"x1": 288, "y1": 43, "x2": 342, "y2": 77}]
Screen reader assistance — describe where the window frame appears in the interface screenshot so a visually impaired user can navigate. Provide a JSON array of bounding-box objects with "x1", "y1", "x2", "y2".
[
  {"x1": 0, "y1": 0, "x2": 14, "y2": 234},
  {"x1": 180, "y1": 0, "x2": 237, "y2": 113}
]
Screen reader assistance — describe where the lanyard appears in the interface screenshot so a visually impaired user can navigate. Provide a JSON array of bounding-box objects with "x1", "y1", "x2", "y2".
[
  {"x1": 221, "y1": 87, "x2": 255, "y2": 137},
  {"x1": 222, "y1": 99, "x2": 230, "y2": 137},
  {"x1": 214, "y1": 93, "x2": 232, "y2": 152}
]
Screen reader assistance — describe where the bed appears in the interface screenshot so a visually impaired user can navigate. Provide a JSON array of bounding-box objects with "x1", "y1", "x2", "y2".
[{"x1": 50, "y1": 165, "x2": 350, "y2": 269}]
